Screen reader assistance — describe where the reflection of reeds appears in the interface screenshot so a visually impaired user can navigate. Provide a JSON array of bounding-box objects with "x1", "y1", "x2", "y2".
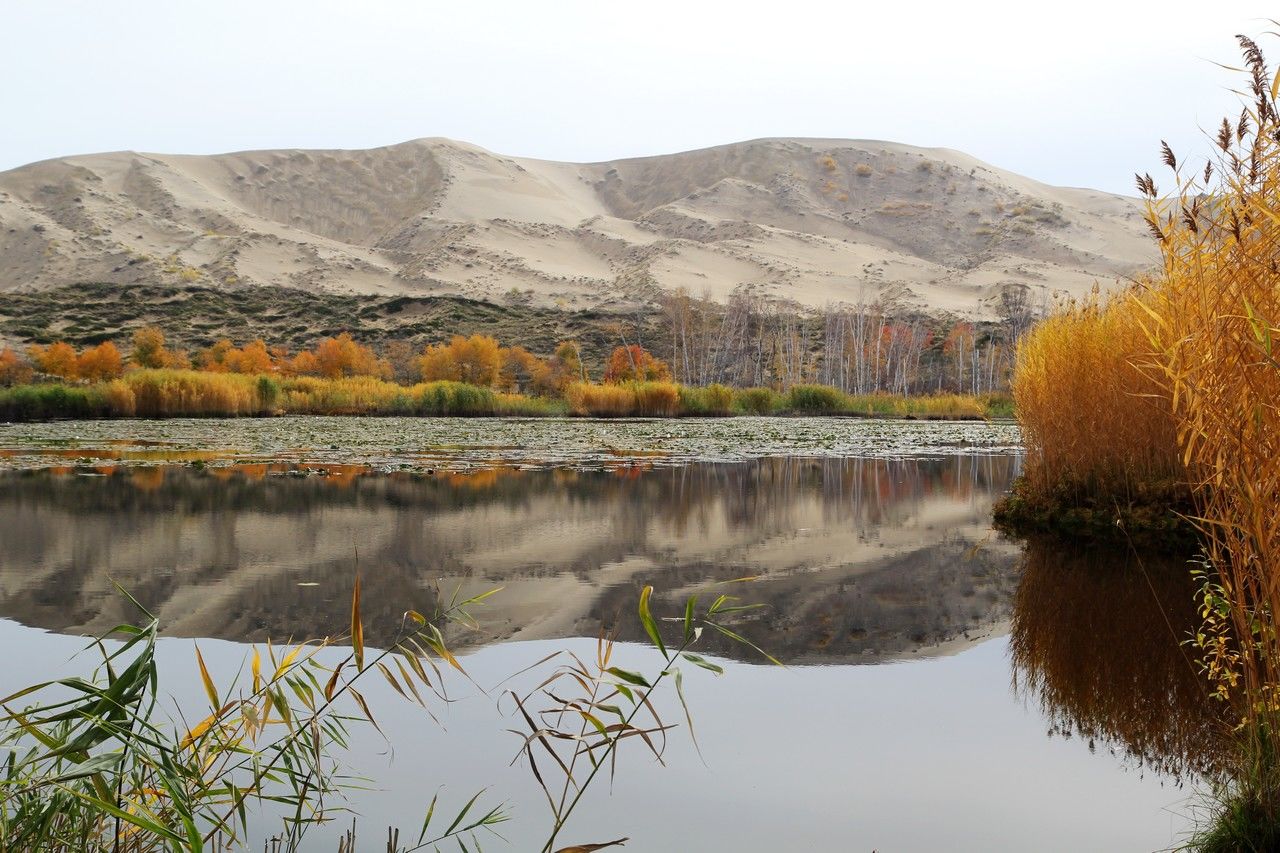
[{"x1": 1010, "y1": 539, "x2": 1229, "y2": 780}]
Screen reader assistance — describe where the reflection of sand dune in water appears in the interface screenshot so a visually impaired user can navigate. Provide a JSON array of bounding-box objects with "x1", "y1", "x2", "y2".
[
  {"x1": 1010, "y1": 539, "x2": 1231, "y2": 780},
  {"x1": 0, "y1": 456, "x2": 1019, "y2": 663}
]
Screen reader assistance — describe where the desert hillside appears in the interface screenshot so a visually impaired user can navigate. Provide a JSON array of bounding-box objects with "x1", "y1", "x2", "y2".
[{"x1": 0, "y1": 137, "x2": 1154, "y2": 319}]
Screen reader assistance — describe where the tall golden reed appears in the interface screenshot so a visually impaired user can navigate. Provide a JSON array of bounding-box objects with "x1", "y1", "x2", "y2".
[
  {"x1": 1134, "y1": 36, "x2": 1280, "y2": 757},
  {"x1": 1011, "y1": 288, "x2": 1181, "y2": 503},
  {"x1": 1011, "y1": 32, "x2": 1280, "y2": 829}
]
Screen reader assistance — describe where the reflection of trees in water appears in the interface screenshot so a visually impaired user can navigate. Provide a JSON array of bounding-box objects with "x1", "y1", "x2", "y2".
[
  {"x1": 1010, "y1": 539, "x2": 1231, "y2": 780},
  {"x1": 0, "y1": 455, "x2": 1017, "y2": 655},
  {"x1": 0, "y1": 455, "x2": 1017, "y2": 528}
]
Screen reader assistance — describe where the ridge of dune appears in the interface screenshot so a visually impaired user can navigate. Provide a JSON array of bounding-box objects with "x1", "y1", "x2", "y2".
[{"x1": 0, "y1": 137, "x2": 1154, "y2": 319}]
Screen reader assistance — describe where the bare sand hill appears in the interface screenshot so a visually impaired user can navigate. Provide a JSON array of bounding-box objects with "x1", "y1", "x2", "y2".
[{"x1": 0, "y1": 137, "x2": 1154, "y2": 319}]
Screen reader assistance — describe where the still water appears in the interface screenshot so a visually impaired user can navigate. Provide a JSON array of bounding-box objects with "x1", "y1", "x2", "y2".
[{"x1": 0, "y1": 418, "x2": 1206, "y2": 850}]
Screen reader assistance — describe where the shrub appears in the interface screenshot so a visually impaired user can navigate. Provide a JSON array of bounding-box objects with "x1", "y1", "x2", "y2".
[
  {"x1": 631, "y1": 381, "x2": 680, "y2": 416},
  {"x1": 0, "y1": 384, "x2": 105, "y2": 420},
  {"x1": 127, "y1": 370, "x2": 261, "y2": 417},
  {"x1": 102, "y1": 379, "x2": 137, "y2": 416},
  {"x1": 676, "y1": 384, "x2": 733, "y2": 416},
  {"x1": 786, "y1": 384, "x2": 848, "y2": 413},
  {"x1": 256, "y1": 375, "x2": 281, "y2": 409},
  {"x1": 734, "y1": 387, "x2": 781, "y2": 415},
  {"x1": 494, "y1": 393, "x2": 568, "y2": 417},
  {"x1": 565, "y1": 382, "x2": 635, "y2": 417},
  {"x1": 1012, "y1": 290, "x2": 1180, "y2": 501},
  {"x1": 410, "y1": 381, "x2": 498, "y2": 416}
]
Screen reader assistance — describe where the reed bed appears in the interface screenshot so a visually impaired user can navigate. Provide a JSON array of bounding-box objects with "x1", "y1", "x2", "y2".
[
  {"x1": 1136, "y1": 39, "x2": 1280, "y2": 841},
  {"x1": 1002, "y1": 33, "x2": 1280, "y2": 844},
  {"x1": 1008, "y1": 290, "x2": 1183, "y2": 502},
  {"x1": 1, "y1": 372, "x2": 999, "y2": 422}
]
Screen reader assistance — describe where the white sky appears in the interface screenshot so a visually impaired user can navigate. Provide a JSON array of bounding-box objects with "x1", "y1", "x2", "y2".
[{"x1": 1, "y1": 1, "x2": 1272, "y2": 194}]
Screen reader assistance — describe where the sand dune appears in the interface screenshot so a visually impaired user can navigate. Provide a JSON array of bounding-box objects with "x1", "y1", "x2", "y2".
[{"x1": 0, "y1": 137, "x2": 1154, "y2": 318}]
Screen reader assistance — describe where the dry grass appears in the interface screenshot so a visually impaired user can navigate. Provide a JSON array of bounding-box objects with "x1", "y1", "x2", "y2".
[
  {"x1": 564, "y1": 381, "x2": 684, "y2": 417},
  {"x1": 1011, "y1": 289, "x2": 1181, "y2": 504},
  {"x1": 127, "y1": 370, "x2": 265, "y2": 417},
  {"x1": 1133, "y1": 36, "x2": 1280, "y2": 779},
  {"x1": 1004, "y1": 33, "x2": 1280, "y2": 841}
]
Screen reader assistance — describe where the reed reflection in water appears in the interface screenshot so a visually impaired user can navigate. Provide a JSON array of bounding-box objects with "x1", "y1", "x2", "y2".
[{"x1": 1010, "y1": 538, "x2": 1231, "y2": 782}]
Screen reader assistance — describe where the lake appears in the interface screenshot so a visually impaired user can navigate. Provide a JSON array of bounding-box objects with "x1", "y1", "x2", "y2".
[{"x1": 0, "y1": 417, "x2": 1205, "y2": 851}]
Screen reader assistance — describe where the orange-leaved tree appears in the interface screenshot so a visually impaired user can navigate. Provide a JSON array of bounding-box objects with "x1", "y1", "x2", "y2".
[
  {"x1": 27, "y1": 342, "x2": 80, "y2": 380},
  {"x1": 199, "y1": 339, "x2": 275, "y2": 374},
  {"x1": 0, "y1": 346, "x2": 33, "y2": 386},
  {"x1": 131, "y1": 327, "x2": 188, "y2": 369},
  {"x1": 293, "y1": 332, "x2": 392, "y2": 379},
  {"x1": 603, "y1": 345, "x2": 671, "y2": 383},
  {"x1": 418, "y1": 334, "x2": 503, "y2": 386},
  {"x1": 77, "y1": 341, "x2": 125, "y2": 382}
]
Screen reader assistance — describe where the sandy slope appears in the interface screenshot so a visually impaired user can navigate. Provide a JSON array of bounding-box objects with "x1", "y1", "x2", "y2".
[{"x1": 0, "y1": 137, "x2": 1154, "y2": 318}]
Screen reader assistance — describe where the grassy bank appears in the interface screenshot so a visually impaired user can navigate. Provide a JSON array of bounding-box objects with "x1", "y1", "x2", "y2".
[{"x1": 0, "y1": 370, "x2": 1009, "y2": 422}]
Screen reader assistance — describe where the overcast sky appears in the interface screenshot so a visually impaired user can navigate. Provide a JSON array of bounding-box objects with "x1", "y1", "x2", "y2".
[{"x1": 1, "y1": 1, "x2": 1271, "y2": 194}]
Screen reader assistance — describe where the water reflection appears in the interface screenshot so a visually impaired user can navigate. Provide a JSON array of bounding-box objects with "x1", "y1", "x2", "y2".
[
  {"x1": 0, "y1": 455, "x2": 1019, "y2": 663},
  {"x1": 1009, "y1": 538, "x2": 1230, "y2": 780}
]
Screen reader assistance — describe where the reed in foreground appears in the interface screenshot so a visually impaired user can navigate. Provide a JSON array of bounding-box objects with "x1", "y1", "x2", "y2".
[
  {"x1": 0, "y1": 582, "x2": 504, "y2": 852},
  {"x1": 1004, "y1": 31, "x2": 1280, "y2": 847},
  {"x1": 1136, "y1": 36, "x2": 1280, "y2": 849},
  {"x1": 0, "y1": 576, "x2": 774, "y2": 851}
]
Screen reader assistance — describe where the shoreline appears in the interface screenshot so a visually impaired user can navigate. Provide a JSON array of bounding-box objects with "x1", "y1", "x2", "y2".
[{"x1": 992, "y1": 476, "x2": 1199, "y2": 552}]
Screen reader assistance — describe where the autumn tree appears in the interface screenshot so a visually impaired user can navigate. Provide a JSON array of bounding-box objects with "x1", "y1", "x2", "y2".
[
  {"x1": 384, "y1": 340, "x2": 419, "y2": 385},
  {"x1": 942, "y1": 322, "x2": 975, "y2": 393},
  {"x1": 77, "y1": 341, "x2": 125, "y2": 382},
  {"x1": 603, "y1": 345, "x2": 671, "y2": 383},
  {"x1": 130, "y1": 327, "x2": 182, "y2": 369},
  {"x1": 237, "y1": 340, "x2": 274, "y2": 374},
  {"x1": 196, "y1": 338, "x2": 277, "y2": 375},
  {"x1": 552, "y1": 341, "x2": 586, "y2": 386},
  {"x1": 0, "y1": 347, "x2": 33, "y2": 386},
  {"x1": 196, "y1": 339, "x2": 236, "y2": 371},
  {"x1": 307, "y1": 332, "x2": 392, "y2": 379},
  {"x1": 285, "y1": 350, "x2": 321, "y2": 377},
  {"x1": 418, "y1": 335, "x2": 503, "y2": 386},
  {"x1": 499, "y1": 345, "x2": 550, "y2": 394},
  {"x1": 28, "y1": 342, "x2": 80, "y2": 380}
]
